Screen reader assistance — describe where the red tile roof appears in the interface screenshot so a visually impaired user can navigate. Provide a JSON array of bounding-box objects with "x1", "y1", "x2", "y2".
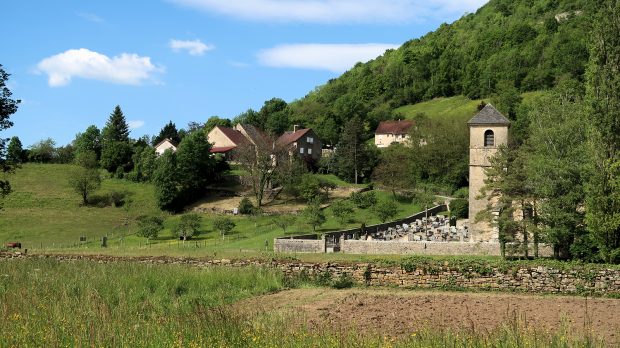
[
  {"x1": 210, "y1": 146, "x2": 237, "y2": 153},
  {"x1": 375, "y1": 120, "x2": 414, "y2": 135},
  {"x1": 277, "y1": 128, "x2": 311, "y2": 146},
  {"x1": 214, "y1": 126, "x2": 247, "y2": 146}
]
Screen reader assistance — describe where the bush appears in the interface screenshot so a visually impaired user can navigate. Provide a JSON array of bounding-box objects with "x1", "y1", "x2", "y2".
[
  {"x1": 570, "y1": 235, "x2": 602, "y2": 263},
  {"x1": 449, "y1": 199, "x2": 469, "y2": 219},
  {"x1": 452, "y1": 187, "x2": 469, "y2": 199},
  {"x1": 213, "y1": 216, "x2": 236, "y2": 238},
  {"x1": 238, "y1": 197, "x2": 255, "y2": 215},
  {"x1": 331, "y1": 272, "x2": 354, "y2": 289},
  {"x1": 115, "y1": 166, "x2": 125, "y2": 179},
  {"x1": 109, "y1": 190, "x2": 127, "y2": 207},
  {"x1": 350, "y1": 191, "x2": 377, "y2": 209},
  {"x1": 372, "y1": 199, "x2": 399, "y2": 223}
]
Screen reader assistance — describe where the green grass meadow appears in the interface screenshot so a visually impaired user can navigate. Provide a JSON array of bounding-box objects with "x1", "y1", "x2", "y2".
[
  {"x1": 0, "y1": 258, "x2": 603, "y2": 347},
  {"x1": 0, "y1": 164, "x2": 421, "y2": 255},
  {"x1": 394, "y1": 92, "x2": 546, "y2": 122}
]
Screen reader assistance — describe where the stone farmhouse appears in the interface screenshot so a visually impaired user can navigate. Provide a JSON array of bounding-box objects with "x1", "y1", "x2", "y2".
[
  {"x1": 154, "y1": 138, "x2": 178, "y2": 155},
  {"x1": 374, "y1": 120, "x2": 415, "y2": 148},
  {"x1": 467, "y1": 104, "x2": 510, "y2": 241},
  {"x1": 208, "y1": 124, "x2": 322, "y2": 163},
  {"x1": 207, "y1": 125, "x2": 248, "y2": 157},
  {"x1": 276, "y1": 126, "x2": 322, "y2": 162}
]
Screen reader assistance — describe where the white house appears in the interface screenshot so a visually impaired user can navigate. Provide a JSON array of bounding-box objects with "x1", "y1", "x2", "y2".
[
  {"x1": 154, "y1": 138, "x2": 178, "y2": 156},
  {"x1": 374, "y1": 120, "x2": 415, "y2": 148}
]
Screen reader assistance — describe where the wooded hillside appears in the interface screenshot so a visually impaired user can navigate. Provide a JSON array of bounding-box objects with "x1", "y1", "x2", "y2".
[{"x1": 287, "y1": 0, "x2": 591, "y2": 144}]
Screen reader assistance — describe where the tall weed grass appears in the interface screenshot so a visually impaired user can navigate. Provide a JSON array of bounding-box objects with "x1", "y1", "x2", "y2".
[{"x1": 0, "y1": 258, "x2": 605, "y2": 347}]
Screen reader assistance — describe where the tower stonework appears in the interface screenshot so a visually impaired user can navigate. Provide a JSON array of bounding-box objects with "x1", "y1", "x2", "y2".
[{"x1": 468, "y1": 105, "x2": 510, "y2": 241}]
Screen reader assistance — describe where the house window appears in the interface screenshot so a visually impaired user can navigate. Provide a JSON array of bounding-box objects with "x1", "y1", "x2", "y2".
[
  {"x1": 484, "y1": 130, "x2": 495, "y2": 147},
  {"x1": 300, "y1": 148, "x2": 305, "y2": 154},
  {"x1": 307, "y1": 137, "x2": 314, "y2": 144},
  {"x1": 308, "y1": 148, "x2": 312, "y2": 155}
]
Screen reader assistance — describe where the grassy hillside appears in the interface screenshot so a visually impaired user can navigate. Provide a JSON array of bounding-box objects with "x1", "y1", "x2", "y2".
[
  {"x1": 395, "y1": 95, "x2": 482, "y2": 122},
  {"x1": 0, "y1": 164, "x2": 160, "y2": 245},
  {"x1": 394, "y1": 91, "x2": 546, "y2": 122},
  {"x1": 0, "y1": 164, "x2": 422, "y2": 253}
]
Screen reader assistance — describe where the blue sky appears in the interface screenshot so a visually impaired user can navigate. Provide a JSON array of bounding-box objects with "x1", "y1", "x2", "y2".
[{"x1": 2, "y1": 0, "x2": 487, "y2": 146}]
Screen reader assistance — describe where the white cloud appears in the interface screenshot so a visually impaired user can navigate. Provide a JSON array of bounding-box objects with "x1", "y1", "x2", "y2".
[
  {"x1": 77, "y1": 12, "x2": 104, "y2": 23},
  {"x1": 128, "y1": 120, "x2": 145, "y2": 130},
  {"x1": 169, "y1": 0, "x2": 488, "y2": 23},
  {"x1": 169, "y1": 39, "x2": 214, "y2": 56},
  {"x1": 257, "y1": 43, "x2": 399, "y2": 72},
  {"x1": 36, "y1": 48, "x2": 162, "y2": 87}
]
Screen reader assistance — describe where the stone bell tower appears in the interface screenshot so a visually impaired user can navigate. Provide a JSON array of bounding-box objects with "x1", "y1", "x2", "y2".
[{"x1": 468, "y1": 104, "x2": 510, "y2": 241}]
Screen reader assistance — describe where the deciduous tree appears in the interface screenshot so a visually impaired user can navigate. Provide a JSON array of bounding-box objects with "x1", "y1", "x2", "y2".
[
  {"x1": 373, "y1": 143, "x2": 414, "y2": 200},
  {"x1": 175, "y1": 213, "x2": 202, "y2": 241},
  {"x1": 372, "y1": 199, "x2": 398, "y2": 223},
  {"x1": 69, "y1": 167, "x2": 101, "y2": 205},
  {"x1": 331, "y1": 199, "x2": 355, "y2": 226},
  {"x1": 137, "y1": 215, "x2": 164, "y2": 243},
  {"x1": 203, "y1": 116, "x2": 232, "y2": 133},
  {"x1": 153, "y1": 150, "x2": 179, "y2": 211},
  {"x1": 73, "y1": 125, "x2": 102, "y2": 160},
  {"x1": 213, "y1": 216, "x2": 235, "y2": 239},
  {"x1": 584, "y1": 0, "x2": 620, "y2": 263},
  {"x1": 235, "y1": 134, "x2": 283, "y2": 207},
  {"x1": 273, "y1": 214, "x2": 296, "y2": 234},
  {"x1": 302, "y1": 199, "x2": 326, "y2": 232},
  {"x1": 0, "y1": 65, "x2": 20, "y2": 207},
  {"x1": 28, "y1": 138, "x2": 56, "y2": 163}
]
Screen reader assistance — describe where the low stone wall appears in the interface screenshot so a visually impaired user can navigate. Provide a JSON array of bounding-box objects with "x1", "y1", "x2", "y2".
[
  {"x1": 1, "y1": 253, "x2": 619, "y2": 295},
  {"x1": 274, "y1": 238, "x2": 325, "y2": 253},
  {"x1": 342, "y1": 240, "x2": 554, "y2": 257},
  {"x1": 280, "y1": 262, "x2": 620, "y2": 295}
]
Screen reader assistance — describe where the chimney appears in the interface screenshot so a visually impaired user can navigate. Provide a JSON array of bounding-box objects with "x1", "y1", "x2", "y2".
[{"x1": 293, "y1": 124, "x2": 299, "y2": 132}]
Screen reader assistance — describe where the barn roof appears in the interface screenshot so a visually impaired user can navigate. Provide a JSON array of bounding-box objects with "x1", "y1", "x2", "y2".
[
  {"x1": 235, "y1": 124, "x2": 270, "y2": 146},
  {"x1": 468, "y1": 104, "x2": 511, "y2": 126},
  {"x1": 214, "y1": 126, "x2": 247, "y2": 146},
  {"x1": 375, "y1": 120, "x2": 414, "y2": 135}
]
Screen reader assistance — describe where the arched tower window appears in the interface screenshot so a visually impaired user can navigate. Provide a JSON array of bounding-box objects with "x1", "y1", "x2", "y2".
[{"x1": 484, "y1": 130, "x2": 495, "y2": 147}]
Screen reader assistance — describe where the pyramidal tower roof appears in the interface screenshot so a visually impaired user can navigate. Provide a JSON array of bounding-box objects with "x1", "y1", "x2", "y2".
[{"x1": 468, "y1": 104, "x2": 510, "y2": 126}]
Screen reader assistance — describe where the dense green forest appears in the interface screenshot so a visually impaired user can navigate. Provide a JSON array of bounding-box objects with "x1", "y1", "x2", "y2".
[{"x1": 286, "y1": 0, "x2": 591, "y2": 144}]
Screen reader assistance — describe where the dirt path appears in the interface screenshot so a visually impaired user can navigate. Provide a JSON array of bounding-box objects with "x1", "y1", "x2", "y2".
[{"x1": 239, "y1": 288, "x2": 620, "y2": 345}]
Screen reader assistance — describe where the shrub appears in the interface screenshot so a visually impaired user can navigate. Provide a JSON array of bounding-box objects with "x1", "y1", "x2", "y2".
[
  {"x1": 331, "y1": 272, "x2": 354, "y2": 289},
  {"x1": 372, "y1": 199, "x2": 399, "y2": 223},
  {"x1": 109, "y1": 190, "x2": 127, "y2": 207},
  {"x1": 314, "y1": 269, "x2": 332, "y2": 286},
  {"x1": 238, "y1": 197, "x2": 255, "y2": 215},
  {"x1": 452, "y1": 187, "x2": 469, "y2": 199},
  {"x1": 137, "y1": 215, "x2": 164, "y2": 241},
  {"x1": 213, "y1": 216, "x2": 236, "y2": 239},
  {"x1": 449, "y1": 199, "x2": 469, "y2": 219},
  {"x1": 331, "y1": 199, "x2": 355, "y2": 226},
  {"x1": 350, "y1": 191, "x2": 377, "y2": 209},
  {"x1": 115, "y1": 166, "x2": 125, "y2": 179}
]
